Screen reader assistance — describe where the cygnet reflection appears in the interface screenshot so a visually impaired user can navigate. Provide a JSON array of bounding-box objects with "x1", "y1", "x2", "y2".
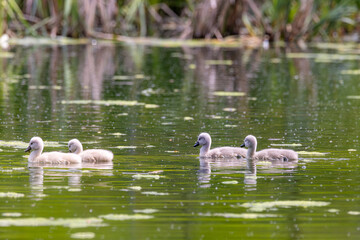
[
  {"x1": 28, "y1": 161, "x2": 113, "y2": 199},
  {"x1": 197, "y1": 157, "x2": 299, "y2": 189}
]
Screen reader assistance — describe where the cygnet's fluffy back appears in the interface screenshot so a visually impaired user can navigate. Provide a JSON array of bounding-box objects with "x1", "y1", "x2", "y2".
[{"x1": 68, "y1": 139, "x2": 113, "y2": 162}]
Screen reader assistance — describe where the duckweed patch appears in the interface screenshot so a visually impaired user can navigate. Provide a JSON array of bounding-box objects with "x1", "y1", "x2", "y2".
[
  {"x1": 297, "y1": 151, "x2": 327, "y2": 156},
  {"x1": 213, "y1": 91, "x2": 246, "y2": 97},
  {"x1": 70, "y1": 232, "x2": 95, "y2": 239},
  {"x1": 221, "y1": 181, "x2": 238, "y2": 185},
  {"x1": 212, "y1": 213, "x2": 278, "y2": 219},
  {"x1": 132, "y1": 174, "x2": 161, "y2": 180},
  {"x1": 238, "y1": 200, "x2": 330, "y2": 212},
  {"x1": 270, "y1": 143, "x2": 302, "y2": 147},
  {"x1": 141, "y1": 191, "x2": 169, "y2": 196},
  {"x1": 99, "y1": 214, "x2": 153, "y2": 221},
  {"x1": 0, "y1": 192, "x2": 25, "y2": 198},
  {"x1": 0, "y1": 217, "x2": 105, "y2": 228}
]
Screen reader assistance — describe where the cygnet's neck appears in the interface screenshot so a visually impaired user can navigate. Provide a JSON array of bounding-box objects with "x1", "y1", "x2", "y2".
[
  {"x1": 200, "y1": 143, "x2": 210, "y2": 157},
  {"x1": 247, "y1": 144, "x2": 257, "y2": 159},
  {"x1": 74, "y1": 143, "x2": 83, "y2": 154},
  {"x1": 29, "y1": 149, "x2": 42, "y2": 162}
]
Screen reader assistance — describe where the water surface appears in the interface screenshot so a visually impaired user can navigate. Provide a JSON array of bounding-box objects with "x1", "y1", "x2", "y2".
[{"x1": 0, "y1": 41, "x2": 359, "y2": 239}]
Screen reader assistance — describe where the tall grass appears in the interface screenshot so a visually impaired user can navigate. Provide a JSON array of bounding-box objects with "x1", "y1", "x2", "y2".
[{"x1": 1, "y1": 0, "x2": 359, "y2": 42}]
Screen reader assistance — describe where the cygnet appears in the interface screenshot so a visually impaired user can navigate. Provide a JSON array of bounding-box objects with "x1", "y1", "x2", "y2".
[
  {"x1": 241, "y1": 135, "x2": 298, "y2": 161},
  {"x1": 25, "y1": 137, "x2": 81, "y2": 164},
  {"x1": 194, "y1": 132, "x2": 246, "y2": 158},
  {"x1": 68, "y1": 139, "x2": 113, "y2": 162}
]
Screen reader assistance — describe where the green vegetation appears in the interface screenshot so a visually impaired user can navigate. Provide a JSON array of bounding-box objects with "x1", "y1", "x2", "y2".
[{"x1": 1, "y1": 0, "x2": 360, "y2": 43}]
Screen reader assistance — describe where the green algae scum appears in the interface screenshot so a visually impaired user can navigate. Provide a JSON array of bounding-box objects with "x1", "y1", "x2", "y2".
[{"x1": 0, "y1": 41, "x2": 360, "y2": 239}]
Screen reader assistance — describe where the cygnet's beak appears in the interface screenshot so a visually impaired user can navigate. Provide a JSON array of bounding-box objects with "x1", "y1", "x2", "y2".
[
  {"x1": 240, "y1": 143, "x2": 245, "y2": 148},
  {"x1": 193, "y1": 141, "x2": 200, "y2": 147},
  {"x1": 25, "y1": 145, "x2": 31, "y2": 152}
]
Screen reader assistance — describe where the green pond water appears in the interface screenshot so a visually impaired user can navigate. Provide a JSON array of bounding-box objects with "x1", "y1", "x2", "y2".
[{"x1": 0, "y1": 41, "x2": 360, "y2": 239}]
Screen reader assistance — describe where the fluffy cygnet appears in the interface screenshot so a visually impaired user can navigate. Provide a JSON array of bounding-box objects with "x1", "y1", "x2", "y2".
[
  {"x1": 25, "y1": 137, "x2": 81, "y2": 164},
  {"x1": 240, "y1": 135, "x2": 298, "y2": 161},
  {"x1": 194, "y1": 132, "x2": 247, "y2": 158},
  {"x1": 68, "y1": 139, "x2": 113, "y2": 162}
]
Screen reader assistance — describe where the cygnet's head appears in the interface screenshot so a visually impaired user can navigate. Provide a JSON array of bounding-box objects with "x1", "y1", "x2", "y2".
[
  {"x1": 25, "y1": 137, "x2": 44, "y2": 152},
  {"x1": 194, "y1": 133, "x2": 211, "y2": 147},
  {"x1": 240, "y1": 135, "x2": 257, "y2": 148},
  {"x1": 68, "y1": 139, "x2": 82, "y2": 153}
]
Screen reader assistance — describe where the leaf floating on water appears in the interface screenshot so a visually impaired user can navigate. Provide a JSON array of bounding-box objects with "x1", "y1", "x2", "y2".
[
  {"x1": 109, "y1": 132, "x2": 126, "y2": 136},
  {"x1": 314, "y1": 58, "x2": 335, "y2": 63},
  {"x1": 0, "y1": 217, "x2": 105, "y2": 228},
  {"x1": 223, "y1": 108, "x2": 237, "y2": 112},
  {"x1": 71, "y1": 232, "x2": 95, "y2": 239},
  {"x1": 256, "y1": 161, "x2": 272, "y2": 166},
  {"x1": 128, "y1": 186, "x2": 142, "y2": 191},
  {"x1": 239, "y1": 200, "x2": 330, "y2": 212},
  {"x1": 222, "y1": 180, "x2": 238, "y2": 185},
  {"x1": 148, "y1": 170, "x2": 164, "y2": 174},
  {"x1": 0, "y1": 52, "x2": 14, "y2": 58},
  {"x1": 135, "y1": 74, "x2": 147, "y2": 79},
  {"x1": 0, "y1": 140, "x2": 29, "y2": 148},
  {"x1": 142, "y1": 191, "x2": 169, "y2": 196},
  {"x1": 340, "y1": 69, "x2": 360, "y2": 75},
  {"x1": 99, "y1": 214, "x2": 153, "y2": 220},
  {"x1": 347, "y1": 96, "x2": 360, "y2": 99},
  {"x1": 287, "y1": 52, "x2": 360, "y2": 61},
  {"x1": 29, "y1": 85, "x2": 62, "y2": 90},
  {"x1": 348, "y1": 211, "x2": 360, "y2": 215},
  {"x1": 112, "y1": 75, "x2": 133, "y2": 80},
  {"x1": 297, "y1": 151, "x2": 327, "y2": 156},
  {"x1": 144, "y1": 104, "x2": 160, "y2": 109},
  {"x1": 2, "y1": 212, "x2": 22, "y2": 217},
  {"x1": 224, "y1": 124, "x2": 238, "y2": 128},
  {"x1": 189, "y1": 64, "x2": 196, "y2": 69},
  {"x1": 210, "y1": 115, "x2": 223, "y2": 119},
  {"x1": 270, "y1": 58, "x2": 281, "y2": 63},
  {"x1": 212, "y1": 213, "x2": 278, "y2": 219},
  {"x1": 271, "y1": 143, "x2": 302, "y2": 147},
  {"x1": 134, "y1": 209, "x2": 159, "y2": 214},
  {"x1": 132, "y1": 174, "x2": 160, "y2": 180},
  {"x1": 184, "y1": 116, "x2": 194, "y2": 121},
  {"x1": 0, "y1": 192, "x2": 25, "y2": 198},
  {"x1": 205, "y1": 60, "x2": 233, "y2": 65},
  {"x1": 115, "y1": 146, "x2": 137, "y2": 149},
  {"x1": 141, "y1": 88, "x2": 164, "y2": 96},
  {"x1": 328, "y1": 209, "x2": 340, "y2": 213},
  {"x1": 213, "y1": 91, "x2": 246, "y2": 97},
  {"x1": 68, "y1": 188, "x2": 82, "y2": 192},
  {"x1": 61, "y1": 100, "x2": 139, "y2": 106}
]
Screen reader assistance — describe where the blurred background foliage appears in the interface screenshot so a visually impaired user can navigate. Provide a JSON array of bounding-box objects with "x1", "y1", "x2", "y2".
[{"x1": 1, "y1": 0, "x2": 360, "y2": 43}]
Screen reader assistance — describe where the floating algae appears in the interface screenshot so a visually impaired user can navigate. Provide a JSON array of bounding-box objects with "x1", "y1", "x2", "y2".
[
  {"x1": 213, "y1": 91, "x2": 246, "y2": 97},
  {"x1": 239, "y1": 200, "x2": 330, "y2": 212}
]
